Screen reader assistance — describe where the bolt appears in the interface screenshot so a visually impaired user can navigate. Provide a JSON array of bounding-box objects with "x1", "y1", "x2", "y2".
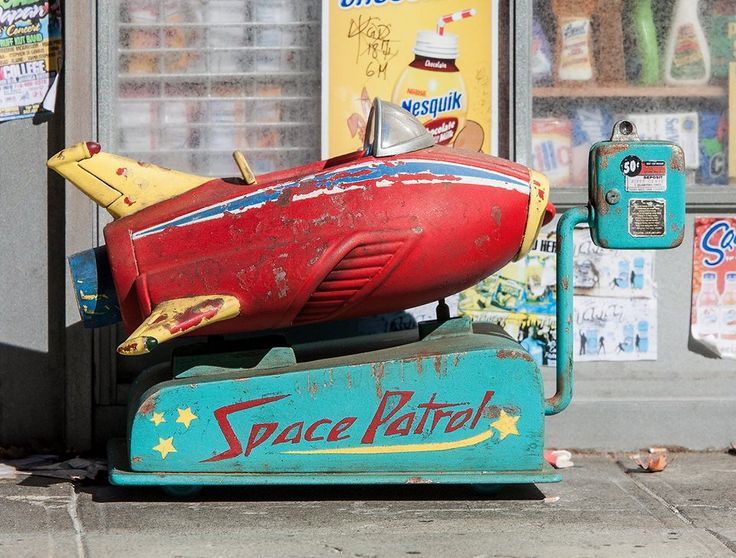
[{"x1": 605, "y1": 189, "x2": 621, "y2": 205}]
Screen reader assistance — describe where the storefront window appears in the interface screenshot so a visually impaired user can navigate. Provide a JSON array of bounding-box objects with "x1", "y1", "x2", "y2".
[
  {"x1": 100, "y1": 0, "x2": 322, "y2": 177},
  {"x1": 531, "y1": 0, "x2": 731, "y2": 207}
]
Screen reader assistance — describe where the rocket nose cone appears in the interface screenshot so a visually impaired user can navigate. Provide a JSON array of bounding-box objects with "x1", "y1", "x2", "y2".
[{"x1": 543, "y1": 200, "x2": 556, "y2": 225}]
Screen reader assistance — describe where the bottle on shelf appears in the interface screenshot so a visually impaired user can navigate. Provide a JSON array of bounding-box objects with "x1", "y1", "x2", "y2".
[
  {"x1": 707, "y1": 0, "x2": 736, "y2": 83},
  {"x1": 664, "y1": 0, "x2": 711, "y2": 86},
  {"x1": 593, "y1": 0, "x2": 625, "y2": 85},
  {"x1": 632, "y1": 0, "x2": 660, "y2": 85},
  {"x1": 551, "y1": 0, "x2": 596, "y2": 84}
]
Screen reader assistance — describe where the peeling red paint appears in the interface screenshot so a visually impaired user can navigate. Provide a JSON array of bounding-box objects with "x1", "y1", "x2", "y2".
[
  {"x1": 165, "y1": 298, "x2": 224, "y2": 334},
  {"x1": 406, "y1": 477, "x2": 433, "y2": 484},
  {"x1": 123, "y1": 196, "x2": 135, "y2": 206}
]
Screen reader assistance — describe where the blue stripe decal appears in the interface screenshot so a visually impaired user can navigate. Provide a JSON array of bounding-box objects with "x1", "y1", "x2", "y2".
[{"x1": 133, "y1": 160, "x2": 529, "y2": 238}]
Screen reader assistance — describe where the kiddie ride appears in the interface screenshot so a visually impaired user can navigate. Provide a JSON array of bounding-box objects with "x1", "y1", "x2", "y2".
[{"x1": 50, "y1": 100, "x2": 685, "y2": 495}]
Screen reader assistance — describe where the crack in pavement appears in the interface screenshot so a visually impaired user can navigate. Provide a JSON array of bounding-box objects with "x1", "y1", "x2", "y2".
[
  {"x1": 616, "y1": 459, "x2": 736, "y2": 555},
  {"x1": 66, "y1": 485, "x2": 87, "y2": 558}
]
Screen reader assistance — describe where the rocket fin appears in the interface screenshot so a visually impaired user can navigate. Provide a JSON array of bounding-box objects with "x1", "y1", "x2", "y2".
[
  {"x1": 48, "y1": 141, "x2": 211, "y2": 219},
  {"x1": 117, "y1": 295, "x2": 241, "y2": 356}
]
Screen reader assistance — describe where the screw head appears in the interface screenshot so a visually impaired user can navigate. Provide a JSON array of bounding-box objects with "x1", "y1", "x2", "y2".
[{"x1": 605, "y1": 189, "x2": 621, "y2": 205}]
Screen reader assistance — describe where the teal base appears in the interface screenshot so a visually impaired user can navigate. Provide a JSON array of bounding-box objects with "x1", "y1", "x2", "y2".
[{"x1": 108, "y1": 438, "x2": 561, "y2": 486}]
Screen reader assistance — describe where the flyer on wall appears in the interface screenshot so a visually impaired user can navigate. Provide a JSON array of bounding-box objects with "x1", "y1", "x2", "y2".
[
  {"x1": 0, "y1": 0, "x2": 62, "y2": 122},
  {"x1": 456, "y1": 224, "x2": 658, "y2": 365},
  {"x1": 691, "y1": 217, "x2": 736, "y2": 359},
  {"x1": 458, "y1": 227, "x2": 558, "y2": 367},
  {"x1": 322, "y1": 0, "x2": 498, "y2": 158}
]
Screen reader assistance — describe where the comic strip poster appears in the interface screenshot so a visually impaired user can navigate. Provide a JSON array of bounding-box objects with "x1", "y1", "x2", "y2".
[
  {"x1": 456, "y1": 225, "x2": 658, "y2": 365},
  {"x1": 691, "y1": 217, "x2": 736, "y2": 359},
  {"x1": 322, "y1": 0, "x2": 498, "y2": 157},
  {"x1": 574, "y1": 229, "x2": 656, "y2": 298},
  {"x1": 0, "y1": 0, "x2": 62, "y2": 121},
  {"x1": 459, "y1": 227, "x2": 558, "y2": 367},
  {"x1": 573, "y1": 297, "x2": 657, "y2": 361}
]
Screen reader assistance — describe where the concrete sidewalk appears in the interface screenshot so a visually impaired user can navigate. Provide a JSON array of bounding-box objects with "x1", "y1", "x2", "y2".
[{"x1": 0, "y1": 452, "x2": 733, "y2": 557}]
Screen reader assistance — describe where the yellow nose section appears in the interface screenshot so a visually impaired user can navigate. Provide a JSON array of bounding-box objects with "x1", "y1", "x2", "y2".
[
  {"x1": 48, "y1": 141, "x2": 211, "y2": 219},
  {"x1": 514, "y1": 170, "x2": 552, "y2": 261}
]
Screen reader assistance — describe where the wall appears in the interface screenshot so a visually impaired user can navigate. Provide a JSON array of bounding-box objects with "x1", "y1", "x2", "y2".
[{"x1": 0, "y1": 112, "x2": 66, "y2": 446}]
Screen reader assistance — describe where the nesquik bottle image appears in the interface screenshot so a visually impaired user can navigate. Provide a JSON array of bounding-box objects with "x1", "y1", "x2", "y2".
[{"x1": 392, "y1": 9, "x2": 480, "y2": 148}]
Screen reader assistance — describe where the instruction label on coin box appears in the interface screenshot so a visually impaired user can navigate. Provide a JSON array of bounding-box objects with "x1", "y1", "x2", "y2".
[
  {"x1": 628, "y1": 198, "x2": 666, "y2": 237},
  {"x1": 622, "y1": 157, "x2": 666, "y2": 192}
]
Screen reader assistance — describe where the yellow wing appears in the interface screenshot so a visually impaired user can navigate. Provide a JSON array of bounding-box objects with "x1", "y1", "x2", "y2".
[
  {"x1": 47, "y1": 141, "x2": 211, "y2": 219},
  {"x1": 117, "y1": 295, "x2": 241, "y2": 356}
]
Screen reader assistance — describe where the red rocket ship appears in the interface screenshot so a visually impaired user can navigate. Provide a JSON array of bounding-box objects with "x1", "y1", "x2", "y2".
[{"x1": 50, "y1": 99, "x2": 554, "y2": 355}]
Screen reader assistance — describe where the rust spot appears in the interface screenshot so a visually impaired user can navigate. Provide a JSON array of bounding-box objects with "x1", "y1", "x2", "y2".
[
  {"x1": 497, "y1": 349, "x2": 533, "y2": 361},
  {"x1": 597, "y1": 143, "x2": 629, "y2": 169},
  {"x1": 670, "y1": 149, "x2": 685, "y2": 172},
  {"x1": 138, "y1": 394, "x2": 158, "y2": 415},
  {"x1": 406, "y1": 477, "x2": 433, "y2": 484},
  {"x1": 116, "y1": 167, "x2": 127, "y2": 176},
  {"x1": 453, "y1": 354, "x2": 460, "y2": 367},
  {"x1": 417, "y1": 358, "x2": 423, "y2": 375},
  {"x1": 671, "y1": 227, "x2": 685, "y2": 248},
  {"x1": 595, "y1": 186, "x2": 609, "y2": 216},
  {"x1": 433, "y1": 355, "x2": 443, "y2": 377},
  {"x1": 308, "y1": 380, "x2": 318, "y2": 399},
  {"x1": 483, "y1": 405, "x2": 501, "y2": 419},
  {"x1": 598, "y1": 237, "x2": 609, "y2": 248},
  {"x1": 132, "y1": 456, "x2": 142, "y2": 463},
  {"x1": 561, "y1": 277, "x2": 569, "y2": 291},
  {"x1": 615, "y1": 207, "x2": 622, "y2": 216},
  {"x1": 346, "y1": 371, "x2": 352, "y2": 389},
  {"x1": 491, "y1": 206, "x2": 502, "y2": 226},
  {"x1": 372, "y1": 362, "x2": 385, "y2": 398},
  {"x1": 123, "y1": 196, "x2": 135, "y2": 206},
  {"x1": 118, "y1": 342, "x2": 140, "y2": 354}
]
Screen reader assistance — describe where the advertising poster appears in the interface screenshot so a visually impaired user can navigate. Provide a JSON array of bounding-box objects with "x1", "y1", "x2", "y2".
[
  {"x1": 573, "y1": 297, "x2": 657, "y2": 361},
  {"x1": 573, "y1": 229, "x2": 655, "y2": 298},
  {"x1": 456, "y1": 225, "x2": 658, "y2": 365},
  {"x1": 458, "y1": 228, "x2": 558, "y2": 367},
  {"x1": 0, "y1": 0, "x2": 62, "y2": 121},
  {"x1": 691, "y1": 217, "x2": 736, "y2": 358},
  {"x1": 322, "y1": 0, "x2": 498, "y2": 158}
]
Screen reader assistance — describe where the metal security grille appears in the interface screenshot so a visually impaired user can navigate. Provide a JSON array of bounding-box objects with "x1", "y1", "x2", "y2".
[{"x1": 100, "y1": 0, "x2": 321, "y2": 177}]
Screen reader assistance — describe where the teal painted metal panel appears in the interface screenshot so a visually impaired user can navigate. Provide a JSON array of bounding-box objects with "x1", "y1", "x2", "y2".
[{"x1": 124, "y1": 319, "x2": 547, "y2": 477}]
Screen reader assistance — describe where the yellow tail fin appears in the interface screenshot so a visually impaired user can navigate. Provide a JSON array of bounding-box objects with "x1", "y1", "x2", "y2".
[
  {"x1": 48, "y1": 141, "x2": 211, "y2": 219},
  {"x1": 117, "y1": 295, "x2": 241, "y2": 356}
]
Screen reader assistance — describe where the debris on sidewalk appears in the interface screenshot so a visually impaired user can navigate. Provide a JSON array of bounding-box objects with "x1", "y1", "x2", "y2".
[
  {"x1": 544, "y1": 449, "x2": 574, "y2": 469},
  {"x1": 728, "y1": 441, "x2": 736, "y2": 456},
  {"x1": 0, "y1": 463, "x2": 17, "y2": 480},
  {"x1": 3, "y1": 455, "x2": 106, "y2": 481},
  {"x1": 631, "y1": 447, "x2": 669, "y2": 472}
]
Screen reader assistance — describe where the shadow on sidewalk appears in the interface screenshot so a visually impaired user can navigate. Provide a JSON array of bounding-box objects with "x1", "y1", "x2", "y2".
[{"x1": 75, "y1": 479, "x2": 548, "y2": 504}]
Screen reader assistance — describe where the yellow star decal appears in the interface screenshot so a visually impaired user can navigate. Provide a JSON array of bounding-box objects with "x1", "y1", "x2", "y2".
[
  {"x1": 491, "y1": 410, "x2": 520, "y2": 440},
  {"x1": 176, "y1": 407, "x2": 198, "y2": 429},
  {"x1": 152, "y1": 437, "x2": 176, "y2": 459},
  {"x1": 150, "y1": 412, "x2": 165, "y2": 426}
]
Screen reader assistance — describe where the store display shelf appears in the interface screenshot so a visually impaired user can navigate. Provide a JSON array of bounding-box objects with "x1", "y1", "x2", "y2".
[
  {"x1": 117, "y1": 121, "x2": 317, "y2": 129},
  {"x1": 118, "y1": 46, "x2": 312, "y2": 54},
  {"x1": 119, "y1": 22, "x2": 320, "y2": 28},
  {"x1": 534, "y1": 85, "x2": 727, "y2": 99},
  {"x1": 118, "y1": 96, "x2": 316, "y2": 102},
  {"x1": 119, "y1": 71, "x2": 318, "y2": 79}
]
